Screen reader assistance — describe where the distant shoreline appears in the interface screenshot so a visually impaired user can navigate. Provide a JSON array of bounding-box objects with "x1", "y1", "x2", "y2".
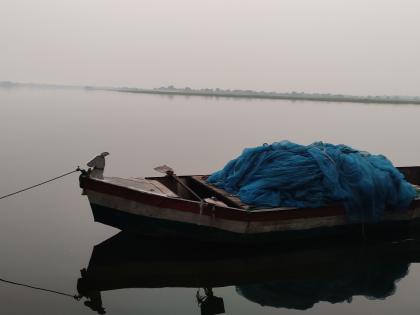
[
  {"x1": 2, "y1": 81, "x2": 420, "y2": 105},
  {"x1": 105, "y1": 87, "x2": 420, "y2": 105}
]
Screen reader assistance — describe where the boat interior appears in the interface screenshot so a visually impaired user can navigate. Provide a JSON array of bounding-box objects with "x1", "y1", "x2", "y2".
[
  {"x1": 146, "y1": 175, "x2": 251, "y2": 209},
  {"x1": 100, "y1": 166, "x2": 420, "y2": 211},
  {"x1": 100, "y1": 174, "x2": 249, "y2": 209}
]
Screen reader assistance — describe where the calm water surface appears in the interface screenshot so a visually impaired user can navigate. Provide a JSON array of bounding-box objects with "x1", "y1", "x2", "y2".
[{"x1": 1, "y1": 87, "x2": 420, "y2": 314}]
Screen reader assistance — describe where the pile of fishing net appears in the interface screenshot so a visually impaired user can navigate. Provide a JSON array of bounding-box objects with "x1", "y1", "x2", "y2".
[{"x1": 207, "y1": 141, "x2": 415, "y2": 222}]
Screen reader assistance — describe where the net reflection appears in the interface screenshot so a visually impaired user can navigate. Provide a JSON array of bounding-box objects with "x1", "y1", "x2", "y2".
[{"x1": 77, "y1": 232, "x2": 420, "y2": 314}]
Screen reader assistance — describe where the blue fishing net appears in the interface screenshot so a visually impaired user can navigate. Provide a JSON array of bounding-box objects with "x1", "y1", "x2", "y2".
[{"x1": 207, "y1": 141, "x2": 416, "y2": 222}]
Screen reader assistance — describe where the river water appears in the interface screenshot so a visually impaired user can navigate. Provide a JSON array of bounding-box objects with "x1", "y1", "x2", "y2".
[{"x1": 1, "y1": 87, "x2": 420, "y2": 314}]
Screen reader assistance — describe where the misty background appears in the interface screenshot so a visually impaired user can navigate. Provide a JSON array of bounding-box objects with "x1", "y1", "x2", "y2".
[
  {"x1": 2, "y1": 2, "x2": 420, "y2": 314},
  {"x1": 1, "y1": 0, "x2": 420, "y2": 96}
]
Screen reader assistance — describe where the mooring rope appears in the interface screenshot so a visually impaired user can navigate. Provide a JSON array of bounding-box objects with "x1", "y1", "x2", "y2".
[
  {"x1": 0, "y1": 277, "x2": 80, "y2": 300},
  {"x1": 0, "y1": 168, "x2": 81, "y2": 201},
  {"x1": 0, "y1": 167, "x2": 84, "y2": 299}
]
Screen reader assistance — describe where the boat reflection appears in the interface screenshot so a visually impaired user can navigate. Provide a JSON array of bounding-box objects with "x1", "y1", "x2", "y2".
[{"x1": 77, "y1": 232, "x2": 420, "y2": 314}]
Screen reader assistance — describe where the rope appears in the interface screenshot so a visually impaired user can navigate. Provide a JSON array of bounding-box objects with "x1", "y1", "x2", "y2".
[
  {"x1": 0, "y1": 277, "x2": 80, "y2": 300},
  {"x1": 0, "y1": 168, "x2": 81, "y2": 201},
  {"x1": 0, "y1": 167, "x2": 83, "y2": 300}
]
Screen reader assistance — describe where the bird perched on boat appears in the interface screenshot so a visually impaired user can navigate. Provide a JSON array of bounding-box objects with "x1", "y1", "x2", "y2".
[{"x1": 87, "y1": 152, "x2": 109, "y2": 179}]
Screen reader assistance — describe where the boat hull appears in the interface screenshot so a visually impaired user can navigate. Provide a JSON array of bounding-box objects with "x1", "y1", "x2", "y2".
[
  {"x1": 89, "y1": 202, "x2": 420, "y2": 243},
  {"x1": 81, "y1": 176, "x2": 420, "y2": 243}
]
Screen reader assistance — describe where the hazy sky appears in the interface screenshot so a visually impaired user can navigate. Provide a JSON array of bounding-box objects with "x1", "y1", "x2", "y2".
[{"x1": 1, "y1": 0, "x2": 420, "y2": 95}]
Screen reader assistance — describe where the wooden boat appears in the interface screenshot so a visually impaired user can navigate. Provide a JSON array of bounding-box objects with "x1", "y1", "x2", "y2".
[
  {"x1": 76, "y1": 232, "x2": 420, "y2": 313},
  {"x1": 79, "y1": 158, "x2": 420, "y2": 243}
]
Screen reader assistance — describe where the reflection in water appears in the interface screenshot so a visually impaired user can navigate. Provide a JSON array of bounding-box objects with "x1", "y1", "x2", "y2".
[
  {"x1": 236, "y1": 261, "x2": 408, "y2": 310},
  {"x1": 196, "y1": 288, "x2": 225, "y2": 315},
  {"x1": 76, "y1": 232, "x2": 420, "y2": 314},
  {"x1": 77, "y1": 268, "x2": 106, "y2": 314}
]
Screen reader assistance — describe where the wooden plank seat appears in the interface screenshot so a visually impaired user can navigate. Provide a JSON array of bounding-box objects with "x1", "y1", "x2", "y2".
[{"x1": 190, "y1": 175, "x2": 250, "y2": 210}]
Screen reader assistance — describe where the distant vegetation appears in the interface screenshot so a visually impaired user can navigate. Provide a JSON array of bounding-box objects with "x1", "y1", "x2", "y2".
[{"x1": 2, "y1": 81, "x2": 420, "y2": 105}]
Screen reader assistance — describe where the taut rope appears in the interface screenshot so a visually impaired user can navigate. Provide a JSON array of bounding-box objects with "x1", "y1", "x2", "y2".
[{"x1": 0, "y1": 167, "x2": 81, "y2": 201}]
